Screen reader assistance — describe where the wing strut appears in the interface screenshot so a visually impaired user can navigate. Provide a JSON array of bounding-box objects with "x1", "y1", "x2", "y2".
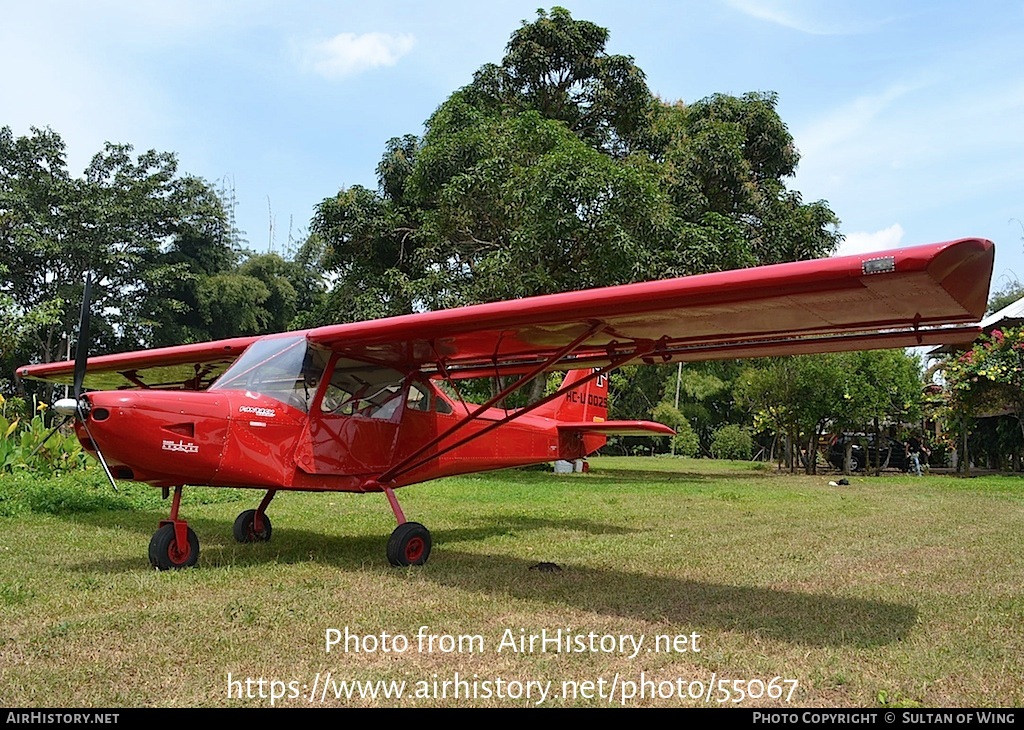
[
  {"x1": 376, "y1": 337, "x2": 653, "y2": 486},
  {"x1": 375, "y1": 322, "x2": 608, "y2": 484}
]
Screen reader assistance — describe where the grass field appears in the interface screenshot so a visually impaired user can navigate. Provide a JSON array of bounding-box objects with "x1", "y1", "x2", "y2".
[{"x1": 0, "y1": 457, "x2": 1021, "y2": 708}]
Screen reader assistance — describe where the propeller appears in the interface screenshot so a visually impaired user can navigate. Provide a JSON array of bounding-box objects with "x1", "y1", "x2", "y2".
[
  {"x1": 73, "y1": 272, "x2": 91, "y2": 400},
  {"x1": 48, "y1": 272, "x2": 118, "y2": 491}
]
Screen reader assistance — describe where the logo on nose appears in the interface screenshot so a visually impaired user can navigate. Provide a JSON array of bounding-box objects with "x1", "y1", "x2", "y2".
[{"x1": 162, "y1": 440, "x2": 199, "y2": 454}]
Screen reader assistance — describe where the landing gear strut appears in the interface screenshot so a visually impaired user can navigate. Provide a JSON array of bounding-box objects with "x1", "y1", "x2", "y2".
[{"x1": 383, "y1": 486, "x2": 432, "y2": 566}]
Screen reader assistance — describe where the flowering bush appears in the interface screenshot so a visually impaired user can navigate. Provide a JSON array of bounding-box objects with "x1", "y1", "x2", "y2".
[{"x1": 942, "y1": 327, "x2": 1024, "y2": 428}]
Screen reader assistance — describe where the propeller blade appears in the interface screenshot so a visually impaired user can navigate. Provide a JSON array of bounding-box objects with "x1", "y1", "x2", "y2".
[
  {"x1": 73, "y1": 272, "x2": 92, "y2": 399},
  {"x1": 78, "y1": 404, "x2": 118, "y2": 493},
  {"x1": 27, "y1": 416, "x2": 73, "y2": 458}
]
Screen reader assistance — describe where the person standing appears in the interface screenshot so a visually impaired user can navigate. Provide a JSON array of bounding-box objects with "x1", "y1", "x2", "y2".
[{"x1": 906, "y1": 434, "x2": 924, "y2": 476}]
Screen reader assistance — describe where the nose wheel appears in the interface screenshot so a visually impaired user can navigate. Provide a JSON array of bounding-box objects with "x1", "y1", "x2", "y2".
[
  {"x1": 149, "y1": 523, "x2": 199, "y2": 570},
  {"x1": 149, "y1": 486, "x2": 200, "y2": 570}
]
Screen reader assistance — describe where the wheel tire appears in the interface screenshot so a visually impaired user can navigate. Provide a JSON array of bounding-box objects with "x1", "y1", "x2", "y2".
[
  {"x1": 387, "y1": 522, "x2": 431, "y2": 566},
  {"x1": 233, "y1": 509, "x2": 272, "y2": 543},
  {"x1": 149, "y1": 523, "x2": 199, "y2": 570},
  {"x1": 849, "y1": 456, "x2": 861, "y2": 472}
]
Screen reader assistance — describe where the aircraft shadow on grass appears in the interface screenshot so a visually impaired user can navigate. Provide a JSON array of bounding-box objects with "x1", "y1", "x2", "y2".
[{"x1": 63, "y1": 510, "x2": 915, "y2": 649}]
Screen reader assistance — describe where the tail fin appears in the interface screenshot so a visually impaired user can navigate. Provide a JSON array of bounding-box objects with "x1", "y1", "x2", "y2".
[
  {"x1": 542, "y1": 368, "x2": 673, "y2": 460},
  {"x1": 536, "y1": 368, "x2": 609, "y2": 423}
]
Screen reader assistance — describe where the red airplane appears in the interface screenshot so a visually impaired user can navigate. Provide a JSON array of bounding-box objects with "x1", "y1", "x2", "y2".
[{"x1": 16, "y1": 238, "x2": 994, "y2": 570}]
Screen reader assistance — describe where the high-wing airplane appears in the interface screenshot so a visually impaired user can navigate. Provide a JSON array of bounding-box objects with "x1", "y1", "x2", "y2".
[{"x1": 16, "y1": 238, "x2": 994, "y2": 570}]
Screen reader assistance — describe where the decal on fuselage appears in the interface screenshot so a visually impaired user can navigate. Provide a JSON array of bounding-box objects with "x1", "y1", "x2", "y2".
[
  {"x1": 162, "y1": 439, "x2": 199, "y2": 454},
  {"x1": 564, "y1": 391, "x2": 608, "y2": 408},
  {"x1": 239, "y1": 405, "x2": 276, "y2": 418}
]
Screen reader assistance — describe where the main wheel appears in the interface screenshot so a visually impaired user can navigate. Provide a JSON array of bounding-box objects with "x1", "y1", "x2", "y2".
[
  {"x1": 233, "y1": 509, "x2": 272, "y2": 543},
  {"x1": 387, "y1": 522, "x2": 431, "y2": 566},
  {"x1": 149, "y1": 523, "x2": 199, "y2": 570}
]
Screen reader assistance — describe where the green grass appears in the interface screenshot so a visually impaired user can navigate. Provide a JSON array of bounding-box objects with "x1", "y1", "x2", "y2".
[{"x1": 0, "y1": 457, "x2": 1021, "y2": 708}]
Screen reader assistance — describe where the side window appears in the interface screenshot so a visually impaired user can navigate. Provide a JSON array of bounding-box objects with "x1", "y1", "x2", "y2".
[
  {"x1": 406, "y1": 382, "x2": 431, "y2": 412},
  {"x1": 434, "y1": 391, "x2": 453, "y2": 415},
  {"x1": 321, "y1": 381, "x2": 359, "y2": 416},
  {"x1": 367, "y1": 385, "x2": 403, "y2": 419},
  {"x1": 404, "y1": 379, "x2": 454, "y2": 415},
  {"x1": 318, "y1": 358, "x2": 405, "y2": 420}
]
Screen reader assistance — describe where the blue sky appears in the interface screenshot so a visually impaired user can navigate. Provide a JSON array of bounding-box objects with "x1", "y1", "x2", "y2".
[{"x1": 2, "y1": 0, "x2": 1022, "y2": 295}]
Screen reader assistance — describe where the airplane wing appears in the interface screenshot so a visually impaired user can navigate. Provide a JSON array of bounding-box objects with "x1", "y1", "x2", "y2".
[
  {"x1": 304, "y1": 238, "x2": 994, "y2": 377},
  {"x1": 17, "y1": 238, "x2": 994, "y2": 388},
  {"x1": 16, "y1": 336, "x2": 260, "y2": 391}
]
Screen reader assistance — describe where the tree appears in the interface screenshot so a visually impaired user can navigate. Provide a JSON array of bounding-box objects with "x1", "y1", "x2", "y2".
[
  {"x1": 843, "y1": 350, "x2": 922, "y2": 474},
  {"x1": 0, "y1": 263, "x2": 62, "y2": 372},
  {"x1": 941, "y1": 328, "x2": 1024, "y2": 470},
  {"x1": 1, "y1": 126, "x2": 327, "y2": 399},
  {"x1": 0, "y1": 127, "x2": 236, "y2": 365},
  {"x1": 735, "y1": 355, "x2": 846, "y2": 473},
  {"x1": 986, "y1": 281, "x2": 1024, "y2": 315},
  {"x1": 469, "y1": 6, "x2": 653, "y2": 157},
  {"x1": 651, "y1": 400, "x2": 699, "y2": 456},
  {"x1": 735, "y1": 350, "x2": 923, "y2": 474},
  {"x1": 307, "y1": 7, "x2": 841, "y2": 326}
]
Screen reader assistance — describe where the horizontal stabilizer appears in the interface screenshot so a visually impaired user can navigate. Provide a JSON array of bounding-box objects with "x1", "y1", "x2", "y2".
[{"x1": 557, "y1": 420, "x2": 675, "y2": 437}]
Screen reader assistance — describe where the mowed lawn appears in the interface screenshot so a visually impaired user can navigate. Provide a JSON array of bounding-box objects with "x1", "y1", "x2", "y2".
[{"x1": 0, "y1": 457, "x2": 1021, "y2": 708}]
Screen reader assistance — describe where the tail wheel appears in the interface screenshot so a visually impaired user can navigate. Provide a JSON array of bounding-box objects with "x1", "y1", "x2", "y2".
[
  {"x1": 387, "y1": 522, "x2": 432, "y2": 566},
  {"x1": 149, "y1": 523, "x2": 199, "y2": 570},
  {"x1": 233, "y1": 509, "x2": 273, "y2": 543}
]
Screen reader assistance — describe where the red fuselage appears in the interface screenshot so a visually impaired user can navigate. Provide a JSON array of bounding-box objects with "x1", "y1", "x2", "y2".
[{"x1": 75, "y1": 384, "x2": 599, "y2": 493}]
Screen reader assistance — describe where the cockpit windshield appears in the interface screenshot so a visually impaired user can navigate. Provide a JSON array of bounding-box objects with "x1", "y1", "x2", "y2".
[{"x1": 210, "y1": 335, "x2": 329, "y2": 412}]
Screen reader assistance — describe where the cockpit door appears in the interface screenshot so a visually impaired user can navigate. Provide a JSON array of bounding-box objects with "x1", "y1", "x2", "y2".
[{"x1": 298, "y1": 356, "x2": 405, "y2": 475}]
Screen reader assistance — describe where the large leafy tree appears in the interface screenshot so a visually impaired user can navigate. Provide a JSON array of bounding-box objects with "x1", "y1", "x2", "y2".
[
  {"x1": 0, "y1": 126, "x2": 325, "y2": 394},
  {"x1": 1, "y1": 126, "x2": 230, "y2": 362},
  {"x1": 308, "y1": 6, "x2": 841, "y2": 327}
]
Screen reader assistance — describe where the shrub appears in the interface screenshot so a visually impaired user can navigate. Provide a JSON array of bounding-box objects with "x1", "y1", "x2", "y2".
[
  {"x1": 672, "y1": 419, "x2": 700, "y2": 457},
  {"x1": 0, "y1": 396, "x2": 87, "y2": 474},
  {"x1": 652, "y1": 401, "x2": 699, "y2": 457},
  {"x1": 711, "y1": 424, "x2": 753, "y2": 460}
]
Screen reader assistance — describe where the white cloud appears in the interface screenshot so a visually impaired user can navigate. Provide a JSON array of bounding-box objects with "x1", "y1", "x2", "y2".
[
  {"x1": 836, "y1": 224, "x2": 904, "y2": 257},
  {"x1": 794, "y1": 83, "x2": 917, "y2": 165},
  {"x1": 726, "y1": 0, "x2": 895, "y2": 35},
  {"x1": 299, "y1": 32, "x2": 416, "y2": 79}
]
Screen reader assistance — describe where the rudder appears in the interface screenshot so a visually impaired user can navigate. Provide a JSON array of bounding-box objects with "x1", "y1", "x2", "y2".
[{"x1": 537, "y1": 368, "x2": 609, "y2": 423}]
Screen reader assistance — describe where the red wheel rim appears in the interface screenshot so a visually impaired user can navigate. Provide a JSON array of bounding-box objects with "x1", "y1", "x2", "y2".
[
  {"x1": 168, "y1": 539, "x2": 191, "y2": 565},
  {"x1": 405, "y1": 537, "x2": 425, "y2": 563}
]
